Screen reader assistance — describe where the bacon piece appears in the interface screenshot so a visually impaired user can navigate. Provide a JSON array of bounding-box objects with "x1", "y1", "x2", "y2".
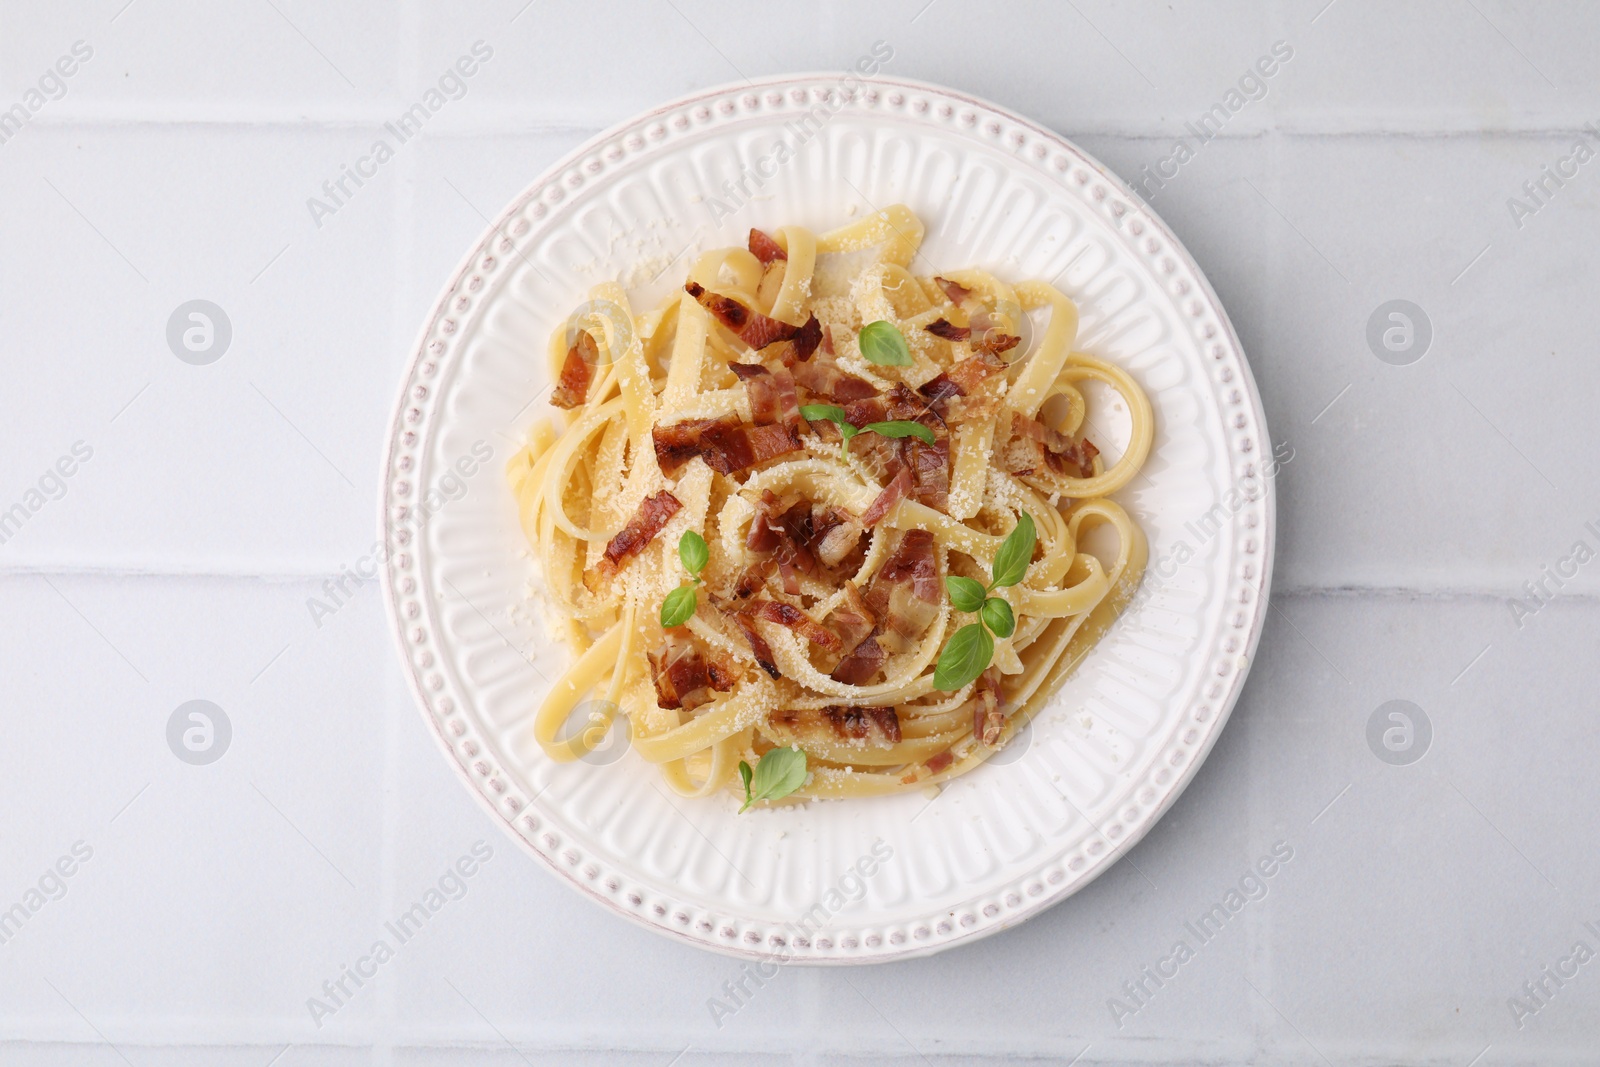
[
  {"x1": 861, "y1": 467, "x2": 912, "y2": 527},
  {"x1": 685, "y1": 281, "x2": 799, "y2": 350},
  {"x1": 869, "y1": 529, "x2": 940, "y2": 651},
  {"x1": 772, "y1": 705, "x2": 901, "y2": 746},
  {"x1": 551, "y1": 331, "x2": 598, "y2": 409},
  {"x1": 731, "y1": 362, "x2": 803, "y2": 429},
  {"x1": 877, "y1": 529, "x2": 940, "y2": 601},
  {"x1": 593, "y1": 491, "x2": 681, "y2": 583},
  {"x1": 917, "y1": 350, "x2": 1008, "y2": 404},
  {"x1": 973, "y1": 669, "x2": 1005, "y2": 745},
  {"x1": 771, "y1": 369, "x2": 803, "y2": 429},
  {"x1": 811, "y1": 506, "x2": 863, "y2": 568},
  {"x1": 998, "y1": 411, "x2": 1099, "y2": 479},
  {"x1": 732, "y1": 611, "x2": 781, "y2": 679},
  {"x1": 708, "y1": 657, "x2": 740, "y2": 692},
  {"x1": 823, "y1": 582, "x2": 876, "y2": 653},
  {"x1": 729, "y1": 363, "x2": 780, "y2": 425},
  {"x1": 830, "y1": 705, "x2": 902, "y2": 743},
  {"x1": 925, "y1": 318, "x2": 971, "y2": 342},
  {"x1": 746, "y1": 423, "x2": 803, "y2": 468},
  {"x1": 652, "y1": 414, "x2": 801, "y2": 476},
  {"x1": 917, "y1": 375, "x2": 963, "y2": 404},
  {"x1": 948, "y1": 350, "x2": 1009, "y2": 393},
  {"x1": 748, "y1": 228, "x2": 787, "y2": 265},
  {"x1": 745, "y1": 598, "x2": 841, "y2": 652},
  {"x1": 646, "y1": 629, "x2": 737, "y2": 711},
  {"x1": 791, "y1": 342, "x2": 878, "y2": 401},
  {"x1": 829, "y1": 634, "x2": 886, "y2": 686},
  {"x1": 844, "y1": 383, "x2": 934, "y2": 428},
  {"x1": 729, "y1": 558, "x2": 774, "y2": 600},
  {"x1": 792, "y1": 314, "x2": 822, "y2": 362},
  {"x1": 829, "y1": 531, "x2": 939, "y2": 685},
  {"x1": 907, "y1": 435, "x2": 950, "y2": 512},
  {"x1": 935, "y1": 277, "x2": 973, "y2": 305},
  {"x1": 744, "y1": 491, "x2": 824, "y2": 588},
  {"x1": 974, "y1": 333, "x2": 1022, "y2": 358},
  {"x1": 746, "y1": 489, "x2": 785, "y2": 552},
  {"x1": 933, "y1": 278, "x2": 1021, "y2": 359},
  {"x1": 924, "y1": 750, "x2": 954, "y2": 774}
]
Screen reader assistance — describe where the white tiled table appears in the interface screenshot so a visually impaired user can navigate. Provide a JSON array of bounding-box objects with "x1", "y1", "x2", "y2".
[{"x1": 3, "y1": 2, "x2": 1596, "y2": 1063}]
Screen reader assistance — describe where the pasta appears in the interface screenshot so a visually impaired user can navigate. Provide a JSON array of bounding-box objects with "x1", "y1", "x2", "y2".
[{"x1": 505, "y1": 207, "x2": 1150, "y2": 805}]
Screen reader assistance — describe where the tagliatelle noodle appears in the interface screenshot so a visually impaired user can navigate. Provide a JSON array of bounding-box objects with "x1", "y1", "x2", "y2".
[{"x1": 508, "y1": 208, "x2": 1151, "y2": 804}]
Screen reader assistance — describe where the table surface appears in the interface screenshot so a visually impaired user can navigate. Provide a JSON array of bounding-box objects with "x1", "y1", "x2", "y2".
[{"x1": 3, "y1": 1, "x2": 1597, "y2": 1064}]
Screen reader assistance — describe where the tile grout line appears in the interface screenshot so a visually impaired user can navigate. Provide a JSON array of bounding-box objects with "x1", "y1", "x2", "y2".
[
  {"x1": 25, "y1": 108, "x2": 1600, "y2": 140},
  {"x1": 372, "y1": 3, "x2": 423, "y2": 1063}
]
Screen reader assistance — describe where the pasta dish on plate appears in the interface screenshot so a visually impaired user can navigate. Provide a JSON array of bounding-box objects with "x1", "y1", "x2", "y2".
[{"x1": 505, "y1": 206, "x2": 1150, "y2": 807}]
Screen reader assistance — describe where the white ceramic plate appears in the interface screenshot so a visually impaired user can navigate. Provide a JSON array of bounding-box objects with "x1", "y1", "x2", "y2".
[{"x1": 380, "y1": 74, "x2": 1274, "y2": 963}]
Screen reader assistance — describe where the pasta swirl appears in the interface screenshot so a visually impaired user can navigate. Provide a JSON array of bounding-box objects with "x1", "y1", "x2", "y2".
[{"x1": 507, "y1": 208, "x2": 1150, "y2": 804}]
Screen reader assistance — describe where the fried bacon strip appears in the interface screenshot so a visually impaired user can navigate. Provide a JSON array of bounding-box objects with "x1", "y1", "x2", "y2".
[
  {"x1": 861, "y1": 467, "x2": 912, "y2": 527},
  {"x1": 728, "y1": 558, "x2": 774, "y2": 600},
  {"x1": 973, "y1": 669, "x2": 1005, "y2": 745},
  {"x1": 745, "y1": 598, "x2": 842, "y2": 653},
  {"x1": 652, "y1": 414, "x2": 801, "y2": 476},
  {"x1": 998, "y1": 411, "x2": 1099, "y2": 479},
  {"x1": 551, "y1": 331, "x2": 597, "y2": 409},
  {"x1": 933, "y1": 277, "x2": 1020, "y2": 358},
  {"x1": 870, "y1": 529, "x2": 941, "y2": 653},
  {"x1": 647, "y1": 628, "x2": 738, "y2": 711},
  {"x1": 829, "y1": 530, "x2": 939, "y2": 684},
  {"x1": 935, "y1": 276, "x2": 974, "y2": 306},
  {"x1": 684, "y1": 281, "x2": 798, "y2": 350},
  {"x1": 811, "y1": 506, "x2": 863, "y2": 568},
  {"x1": 771, "y1": 705, "x2": 902, "y2": 745},
  {"x1": 792, "y1": 347, "x2": 878, "y2": 401},
  {"x1": 592, "y1": 490, "x2": 680, "y2": 584},
  {"x1": 925, "y1": 318, "x2": 971, "y2": 342},
  {"x1": 906, "y1": 434, "x2": 950, "y2": 512},
  {"x1": 729, "y1": 362, "x2": 803, "y2": 429},
  {"x1": 829, "y1": 635, "x2": 886, "y2": 686},
  {"x1": 748, "y1": 228, "x2": 787, "y2": 265},
  {"x1": 842, "y1": 382, "x2": 930, "y2": 429},
  {"x1": 731, "y1": 611, "x2": 781, "y2": 679},
  {"x1": 822, "y1": 582, "x2": 876, "y2": 654},
  {"x1": 974, "y1": 332, "x2": 1021, "y2": 358},
  {"x1": 918, "y1": 349, "x2": 1011, "y2": 405},
  {"x1": 791, "y1": 314, "x2": 823, "y2": 362}
]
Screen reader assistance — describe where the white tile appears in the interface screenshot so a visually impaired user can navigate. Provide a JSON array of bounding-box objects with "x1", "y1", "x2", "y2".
[{"x1": 0, "y1": 0, "x2": 403, "y2": 107}]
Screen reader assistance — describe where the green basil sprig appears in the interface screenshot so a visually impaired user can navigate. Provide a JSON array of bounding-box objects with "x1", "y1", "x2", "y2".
[
  {"x1": 800, "y1": 404, "x2": 935, "y2": 461},
  {"x1": 933, "y1": 512, "x2": 1036, "y2": 691},
  {"x1": 738, "y1": 746, "x2": 808, "y2": 811},
  {"x1": 659, "y1": 530, "x2": 709, "y2": 627}
]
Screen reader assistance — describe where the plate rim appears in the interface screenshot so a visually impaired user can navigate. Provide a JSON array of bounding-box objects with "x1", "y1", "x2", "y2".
[{"x1": 379, "y1": 71, "x2": 1277, "y2": 964}]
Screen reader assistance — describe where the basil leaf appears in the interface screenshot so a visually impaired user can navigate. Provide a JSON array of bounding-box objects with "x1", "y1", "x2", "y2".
[
  {"x1": 738, "y1": 760, "x2": 754, "y2": 809},
  {"x1": 862, "y1": 420, "x2": 936, "y2": 447},
  {"x1": 989, "y1": 511, "x2": 1036, "y2": 589},
  {"x1": 800, "y1": 403, "x2": 861, "y2": 456},
  {"x1": 857, "y1": 320, "x2": 914, "y2": 367},
  {"x1": 945, "y1": 576, "x2": 987, "y2": 614},
  {"x1": 800, "y1": 403, "x2": 848, "y2": 425},
  {"x1": 743, "y1": 746, "x2": 807, "y2": 811},
  {"x1": 659, "y1": 584, "x2": 698, "y2": 628},
  {"x1": 981, "y1": 596, "x2": 1015, "y2": 639},
  {"x1": 933, "y1": 623, "x2": 994, "y2": 691},
  {"x1": 678, "y1": 529, "x2": 709, "y2": 577}
]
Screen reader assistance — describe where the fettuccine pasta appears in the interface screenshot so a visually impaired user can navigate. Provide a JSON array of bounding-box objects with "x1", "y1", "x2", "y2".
[{"x1": 506, "y1": 207, "x2": 1150, "y2": 805}]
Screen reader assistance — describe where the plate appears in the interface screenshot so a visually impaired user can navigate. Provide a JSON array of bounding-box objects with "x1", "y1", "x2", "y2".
[{"x1": 379, "y1": 74, "x2": 1274, "y2": 962}]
